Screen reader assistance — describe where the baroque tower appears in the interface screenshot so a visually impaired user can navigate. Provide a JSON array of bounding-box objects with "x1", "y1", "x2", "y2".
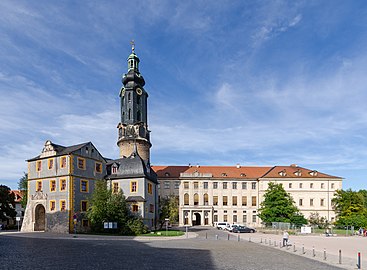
[{"x1": 117, "y1": 43, "x2": 151, "y2": 161}]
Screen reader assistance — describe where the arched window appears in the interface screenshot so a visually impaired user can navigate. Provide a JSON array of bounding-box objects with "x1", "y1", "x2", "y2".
[
  {"x1": 194, "y1": 193, "x2": 199, "y2": 206},
  {"x1": 122, "y1": 112, "x2": 125, "y2": 121},
  {"x1": 184, "y1": 193, "x2": 189, "y2": 205},
  {"x1": 137, "y1": 111, "x2": 141, "y2": 121},
  {"x1": 128, "y1": 92, "x2": 131, "y2": 102},
  {"x1": 204, "y1": 193, "x2": 209, "y2": 205},
  {"x1": 128, "y1": 109, "x2": 131, "y2": 120},
  {"x1": 122, "y1": 96, "x2": 125, "y2": 105}
]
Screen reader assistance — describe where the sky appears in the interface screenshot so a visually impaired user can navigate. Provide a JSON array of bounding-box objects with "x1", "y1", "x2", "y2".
[{"x1": 0, "y1": 1, "x2": 367, "y2": 191}]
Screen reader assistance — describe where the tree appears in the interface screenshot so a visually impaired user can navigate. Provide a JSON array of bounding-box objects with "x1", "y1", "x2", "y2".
[
  {"x1": 158, "y1": 195, "x2": 179, "y2": 229},
  {"x1": 258, "y1": 182, "x2": 306, "y2": 225},
  {"x1": 87, "y1": 180, "x2": 147, "y2": 235},
  {"x1": 308, "y1": 212, "x2": 328, "y2": 229},
  {"x1": 0, "y1": 185, "x2": 17, "y2": 222},
  {"x1": 332, "y1": 189, "x2": 367, "y2": 228},
  {"x1": 17, "y1": 172, "x2": 28, "y2": 208}
]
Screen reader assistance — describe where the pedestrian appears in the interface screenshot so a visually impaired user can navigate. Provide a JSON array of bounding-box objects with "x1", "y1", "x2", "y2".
[{"x1": 282, "y1": 230, "x2": 289, "y2": 247}]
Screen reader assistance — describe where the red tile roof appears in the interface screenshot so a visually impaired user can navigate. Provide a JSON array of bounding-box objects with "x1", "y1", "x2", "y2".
[
  {"x1": 152, "y1": 165, "x2": 272, "y2": 179},
  {"x1": 11, "y1": 190, "x2": 23, "y2": 202},
  {"x1": 151, "y1": 165, "x2": 342, "y2": 179}
]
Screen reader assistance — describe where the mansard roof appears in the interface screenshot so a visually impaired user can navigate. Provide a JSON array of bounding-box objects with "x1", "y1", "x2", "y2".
[
  {"x1": 105, "y1": 151, "x2": 158, "y2": 183},
  {"x1": 27, "y1": 141, "x2": 106, "y2": 162},
  {"x1": 152, "y1": 165, "x2": 342, "y2": 180}
]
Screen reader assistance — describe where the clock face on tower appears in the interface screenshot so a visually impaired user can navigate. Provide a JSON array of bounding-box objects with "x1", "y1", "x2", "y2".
[{"x1": 136, "y1": 88, "x2": 143, "y2": 95}]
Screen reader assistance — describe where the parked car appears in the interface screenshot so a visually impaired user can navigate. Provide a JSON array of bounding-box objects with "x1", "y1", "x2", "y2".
[
  {"x1": 232, "y1": 226, "x2": 256, "y2": 233},
  {"x1": 216, "y1": 222, "x2": 230, "y2": 230},
  {"x1": 225, "y1": 224, "x2": 240, "y2": 232}
]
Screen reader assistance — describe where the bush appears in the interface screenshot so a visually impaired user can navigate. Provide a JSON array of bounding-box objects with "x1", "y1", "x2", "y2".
[{"x1": 127, "y1": 217, "x2": 148, "y2": 235}]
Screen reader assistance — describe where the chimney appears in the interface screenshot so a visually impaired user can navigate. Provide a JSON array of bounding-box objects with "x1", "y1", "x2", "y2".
[{"x1": 236, "y1": 163, "x2": 241, "y2": 169}]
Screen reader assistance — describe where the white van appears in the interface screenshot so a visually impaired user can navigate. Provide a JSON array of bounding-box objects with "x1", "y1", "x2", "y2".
[{"x1": 216, "y1": 222, "x2": 230, "y2": 230}]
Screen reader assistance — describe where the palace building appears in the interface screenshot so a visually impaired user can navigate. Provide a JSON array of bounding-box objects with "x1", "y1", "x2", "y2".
[{"x1": 21, "y1": 45, "x2": 342, "y2": 233}]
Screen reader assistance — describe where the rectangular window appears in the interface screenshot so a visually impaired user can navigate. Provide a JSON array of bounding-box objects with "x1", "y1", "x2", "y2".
[
  {"x1": 60, "y1": 179, "x2": 66, "y2": 191},
  {"x1": 310, "y1": 183, "x2": 314, "y2": 188},
  {"x1": 82, "y1": 219, "x2": 89, "y2": 227},
  {"x1": 310, "y1": 198, "x2": 314, "y2": 206},
  {"x1": 113, "y1": 182, "x2": 119, "y2": 193},
  {"x1": 251, "y1": 182, "x2": 257, "y2": 190},
  {"x1": 233, "y1": 215, "x2": 237, "y2": 223},
  {"x1": 132, "y1": 204, "x2": 138, "y2": 212},
  {"x1": 194, "y1": 182, "x2": 199, "y2": 189},
  {"x1": 203, "y1": 182, "x2": 208, "y2": 189},
  {"x1": 164, "y1": 181, "x2": 170, "y2": 189},
  {"x1": 223, "y1": 182, "x2": 227, "y2": 189},
  {"x1": 223, "y1": 196, "x2": 228, "y2": 206},
  {"x1": 36, "y1": 180, "x2": 42, "y2": 192},
  {"x1": 95, "y1": 162, "x2": 102, "y2": 173},
  {"x1": 60, "y1": 200, "x2": 66, "y2": 211},
  {"x1": 232, "y1": 182, "x2": 237, "y2": 189},
  {"x1": 243, "y1": 215, "x2": 247, "y2": 223},
  {"x1": 331, "y1": 183, "x2": 335, "y2": 189},
  {"x1": 81, "y1": 201, "x2": 88, "y2": 212},
  {"x1": 242, "y1": 196, "x2": 247, "y2": 206},
  {"x1": 174, "y1": 181, "x2": 180, "y2": 189},
  {"x1": 77, "y1": 157, "x2": 86, "y2": 170},
  {"x1": 183, "y1": 182, "x2": 189, "y2": 189},
  {"x1": 299, "y1": 183, "x2": 303, "y2": 188},
  {"x1": 299, "y1": 199, "x2": 303, "y2": 206},
  {"x1": 213, "y1": 196, "x2": 218, "y2": 206},
  {"x1": 36, "y1": 161, "x2": 42, "y2": 172},
  {"x1": 148, "y1": 183, "x2": 153, "y2": 194},
  {"x1": 289, "y1": 183, "x2": 292, "y2": 189},
  {"x1": 48, "y1": 158, "x2": 54, "y2": 170},
  {"x1": 321, "y1": 183, "x2": 325, "y2": 189},
  {"x1": 81, "y1": 180, "x2": 88, "y2": 193},
  {"x1": 213, "y1": 182, "x2": 218, "y2": 189},
  {"x1": 232, "y1": 196, "x2": 237, "y2": 206},
  {"x1": 50, "y1": 200, "x2": 56, "y2": 211},
  {"x1": 320, "y1": 199, "x2": 325, "y2": 206},
  {"x1": 213, "y1": 215, "x2": 218, "y2": 222},
  {"x1": 223, "y1": 215, "x2": 228, "y2": 222},
  {"x1": 149, "y1": 204, "x2": 154, "y2": 213},
  {"x1": 112, "y1": 166, "x2": 117, "y2": 174},
  {"x1": 242, "y1": 182, "x2": 247, "y2": 189},
  {"x1": 184, "y1": 194, "x2": 189, "y2": 205},
  {"x1": 131, "y1": 181, "x2": 137, "y2": 192},
  {"x1": 50, "y1": 180, "x2": 56, "y2": 192},
  {"x1": 252, "y1": 215, "x2": 257, "y2": 223},
  {"x1": 60, "y1": 156, "x2": 67, "y2": 169},
  {"x1": 251, "y1": 196, "x2": 257, "y2": 206}
]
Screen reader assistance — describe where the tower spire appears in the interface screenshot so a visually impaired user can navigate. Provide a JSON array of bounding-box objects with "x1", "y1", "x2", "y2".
[{"x1": 130, "y1": 39, "x2": 135, "y2": 53}]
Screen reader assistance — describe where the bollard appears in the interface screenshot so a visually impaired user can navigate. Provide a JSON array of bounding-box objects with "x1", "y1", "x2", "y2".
[
  {"x1": 339, "y1": 250, "x2": 342, "y2": 264},
  {"x1": 249, "y1": 237, "x2": 251, "y2": 242},
  {"x1": 186, "y1": 226, "x2": 188, "y2": 239},
  {"x1": 279, "y1": 241, "x2": 282, "y2": 248},
  {"x1": 237, "y1": 235, "x2": 240, "y2": 242},
  {"x1": 323, "y1": 248, "x2": 326, "y2": 260},
  {"x1": 274, "y1": 240, "x2": 277, "y2": 247},
  {"x1": 357, "y1": 252, "x2": 361, "y2": 269},
  {"x1": 260, "y1": 238, "x2": 262, "y2": 243},
  {"x1": 313, "y1": 247, "x2": 315, "y2": 257},
  {"x1": 206, "y1": 232, "x2": 207, "y2": 239},
  {"x1": 215, "y1": 234, "x2": 218, "y2": 240},
  {"x1": 269, "y1": 239, "x2": 271, "y2": 246},
  {"x1": 293, "y1": 244, "x2": 296, "y2": 252},
  {"x1": 265, "y1": 239, "x2": 267, "y2": 244},
  {"x1": 286, "y1": 243, "x2": 289, "y2": 250},
  {"x1": 227, "y1": 234, "x2": 230, "y2": 241},
  {"x1": 302, "y1": 244, "x2": 305, "y2": 254}
]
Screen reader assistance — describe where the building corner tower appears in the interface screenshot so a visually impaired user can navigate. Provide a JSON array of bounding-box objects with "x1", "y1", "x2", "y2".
[{"x1": 117, "y1": 44, "x2": 151, "y2": 162}]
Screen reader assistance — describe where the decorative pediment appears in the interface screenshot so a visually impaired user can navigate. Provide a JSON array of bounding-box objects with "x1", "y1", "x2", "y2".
[
  {"x1": 40, "y1": 140, "x2": 57, "y2": 158},
  {"x1": 31, "y1": 191, "x2": 48, "y2": 200}
]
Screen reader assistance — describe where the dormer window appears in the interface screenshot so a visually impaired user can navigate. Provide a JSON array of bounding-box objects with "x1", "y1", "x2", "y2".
[
  {"x1": 164, "y1": 172, "x2": 170, "y2": 177},
  {"x1": 279, "y1": 170, "x2": 287, "y2": 177},
  {"x1": 294, "y1": 170, "x2": 302, "y2": 177},
  {"x1": 221, "y1": 173, "x2": 227, "y2": 177},
  {"x1": 240, "y1": 173, "x2": 246, "y2": 177},
  {"x1": 309, "y1": 170, "x2": 318, "y2": 177}
]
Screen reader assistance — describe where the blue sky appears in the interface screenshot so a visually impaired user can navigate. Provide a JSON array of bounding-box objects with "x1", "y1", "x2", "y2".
[{"x1": 1, "y1": 1, "x2": 367, "y2": 190}]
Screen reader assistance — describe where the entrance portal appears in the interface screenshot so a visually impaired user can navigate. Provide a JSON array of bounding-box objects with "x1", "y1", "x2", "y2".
[
  {"x1": 34, "y1": 204, "x2": 45, "y2": 231},
  {"x1": 193, "y1": 213, "x2": 201, "y2": 226}
]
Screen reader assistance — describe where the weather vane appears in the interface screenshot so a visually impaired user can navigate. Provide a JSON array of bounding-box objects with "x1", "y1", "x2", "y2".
[{"x1": 130, "y1": 40, "x2": 135, "y2": 53}]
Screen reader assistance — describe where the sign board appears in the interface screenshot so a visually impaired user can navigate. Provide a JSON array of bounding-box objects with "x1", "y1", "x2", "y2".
[
  {"x1": 104, "y1": 222, "x2": 109, "y2": 229},
  {"x1": 16, "y1": 217, "x2": 21, "y2": 221},
  {"x1": 301, "y1": 226, "x2": 312, "y2": 234},
  {"x1": 104, "y1": 222, "x2": 117, "y2": 229}
]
